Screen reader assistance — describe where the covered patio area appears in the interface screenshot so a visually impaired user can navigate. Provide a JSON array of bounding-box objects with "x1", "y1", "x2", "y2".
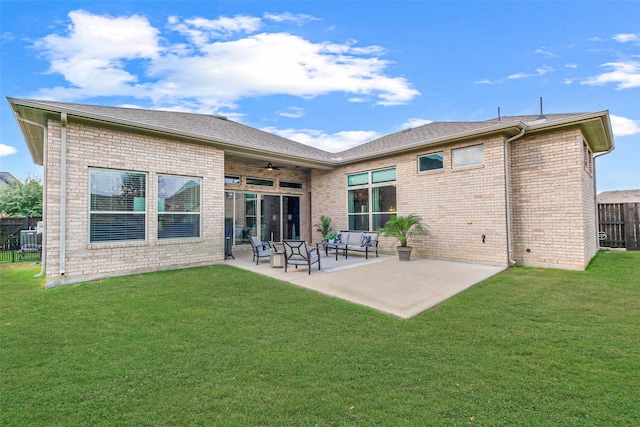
[{"x1": 225, "y1": 248, "x2": 505, "y2": 319}]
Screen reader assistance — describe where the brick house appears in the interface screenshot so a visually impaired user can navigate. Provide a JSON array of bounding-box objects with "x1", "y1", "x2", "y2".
[{"x1": 8, "y1": 98, "x2": 614, "y2": 287}]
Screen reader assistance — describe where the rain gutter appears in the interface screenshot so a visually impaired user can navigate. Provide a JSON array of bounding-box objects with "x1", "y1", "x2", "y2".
[
  {"x1": 60, "y1": 112, "x2": 67, "y2": 276},
  {"x1": 504, "y1": 124, "x2": 527, "y2": 266}
]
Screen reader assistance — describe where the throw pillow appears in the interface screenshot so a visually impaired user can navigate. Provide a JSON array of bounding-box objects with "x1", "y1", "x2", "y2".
[
  {"x1": 360, "y1": 234, "x2": 371, "y2": 247},
  {"x1": 333, "y1": 233, "x2": 342, "y2": 244}
]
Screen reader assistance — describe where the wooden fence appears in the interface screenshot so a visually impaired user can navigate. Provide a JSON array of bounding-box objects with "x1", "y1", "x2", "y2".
[
  {"x1": 598, "y1": 203, "x2": 640, "y2": 251},
  {"x1": 0, "y1": 216, "x2": 42, "y2": 263}
]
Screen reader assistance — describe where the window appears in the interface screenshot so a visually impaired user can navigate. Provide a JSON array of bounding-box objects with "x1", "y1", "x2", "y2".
[
  {"x1": 348, "y1": 172, "x2": 369, "y2": 186},
  {"x1": 225, "y1": 175, "x2": 240, "y2": 184},
  {"x1": 246, "y1": 177, "x2": 275, "y2": 187},
  {"x1": 452, "y1": 145, "x2": 484, "y2": 168},
  {"x1": 418, "y1": 152, "x2": 444, "y2": 172},
  {"x1": 348, "y1": 168, "x2": 396, "y2": 231},
  {"x1": 279, "y1": 181, "x2": 303, "y2": 189},
  {"x1": 583, "y1": 141, "x2": 593, "y2": 175},
  {"x1": 89, "y1": 169, "x2": 146, "y2": 243},
  {"x1": 158, "y1": 175, "x2": 201, "y2": 239}
]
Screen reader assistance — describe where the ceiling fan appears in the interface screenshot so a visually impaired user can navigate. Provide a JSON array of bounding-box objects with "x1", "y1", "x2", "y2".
[{"x1": 262, "y1": 161, "x2": 282, "y2": 171}]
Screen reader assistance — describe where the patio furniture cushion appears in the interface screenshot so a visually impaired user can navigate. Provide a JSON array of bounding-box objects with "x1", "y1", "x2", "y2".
[
  {"x1": 283, "y1": 240, "x2": 321, "y2": 274},
  {"x1": 249, "y1": 236, "x2": 276, "y2": 265},
  {"x1": 338, "y1": 231, "x2": 379, "y2": 260}
]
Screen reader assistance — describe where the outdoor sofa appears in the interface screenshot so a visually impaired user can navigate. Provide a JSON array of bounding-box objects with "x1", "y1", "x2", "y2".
[{"x1": 330, "y1": 231, "x2": 379, "y2": 259}]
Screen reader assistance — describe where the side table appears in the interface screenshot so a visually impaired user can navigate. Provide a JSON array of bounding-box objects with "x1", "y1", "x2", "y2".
[{"x1": 270, "y1": 251, "x2": 285, "y2": 268}]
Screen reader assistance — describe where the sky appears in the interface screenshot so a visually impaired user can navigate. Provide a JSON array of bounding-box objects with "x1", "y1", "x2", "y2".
[{"x1": 1, "y1": 0, "x2": 638, "y2": 192}]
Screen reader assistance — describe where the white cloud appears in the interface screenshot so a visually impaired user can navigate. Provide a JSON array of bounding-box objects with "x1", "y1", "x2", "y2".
[
  {"x1": 535, "y1": 48, "x2": 557, "y2": 57},
  {"x1": 613, "y1": 33, "x2": 639, "y2": 43},
  {"x1": 507, "y1": 66, "x2": 553, "y2": 80},
  {"x1": 565, "y1": 64, "x2": 578, "y2": 69},
  {"x1": 147, "y1": 31, "x2": 419, "y2": 107},
  {"x1": 33, "y1": 10, "x2": 160, "y2": 98},
  {"x1": 31, "y1": 10, "x2": 420, "y2": 110},
  {"x1": 610, "y1": 114, "x2": 640, "y2": 137},
  {"x1": 582, "y1": 61, "x2": 640, "y2": 89},
  {"x1": 262, "y1": 127, "x2": 379, "y2": 152},
  {"x1": 168, "y1": 15, "x2": 262, "y2": 44},
  {"x1": 402, "y1": 118, "x2": 433, "y2": 129},
  {"x1": 1, "y1": 32, "x2": 14, "y2": 43},
  {"x1": 277, "y1": 107, "x2": 305, "y2": 118},
  {"x1": 474, "y1": 79, "x2": 496, "y2": 85},
  {"x1": 263, "y1": 12, "x2": 319, "y2": 25},
  {"x1": 0, "y1": 144, "x2": 18, "y2": 157}
]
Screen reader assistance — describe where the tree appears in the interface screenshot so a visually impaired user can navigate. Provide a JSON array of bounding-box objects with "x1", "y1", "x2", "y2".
[{"x1": 0, "y1": 176, "x2": 43, "y2": 217}]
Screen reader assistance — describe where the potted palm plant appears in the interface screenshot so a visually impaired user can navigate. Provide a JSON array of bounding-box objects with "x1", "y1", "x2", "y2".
[
  {"x1": 377, "y1": 214, "x2": 429, "y2": 261},
  {"x1": 314, "y1": 215, "x2": 335, "y2": 241}
]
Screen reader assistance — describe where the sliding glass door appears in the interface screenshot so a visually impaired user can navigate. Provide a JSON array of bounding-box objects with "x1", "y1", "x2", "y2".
[
  {"x1": 224, "y1": 192, "x2": 300, "y2": 245},
  {"x1": 261, "y1": 195, "x2": 281, "y2": 242},
  {"x1": 283, "y1": 196, "x2": 300, "y2": 240}
]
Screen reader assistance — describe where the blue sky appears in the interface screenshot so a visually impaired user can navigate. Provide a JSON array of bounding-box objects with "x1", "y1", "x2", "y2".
[{"x1": 1, "y1": 1, "x2": 638, "y2": 192}]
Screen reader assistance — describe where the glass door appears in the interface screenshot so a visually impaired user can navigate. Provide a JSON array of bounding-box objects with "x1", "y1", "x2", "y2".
[
  {"x1": 283, "y1": 196, "x2": 300, "y2": 240},
  {"x1": 261, "y1": 195, "x2": 281, "y2": 242}
]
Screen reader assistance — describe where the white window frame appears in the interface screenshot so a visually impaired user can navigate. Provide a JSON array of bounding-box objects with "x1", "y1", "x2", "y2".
[
  {"x1": 157, "y1": 174, "x2": 202, "y2": 240},
  {"x1": 88, "y1": 168, "x2": 147, "y2": 243},
  {"x1": 452, "y1": 144, "x2": 484, "y2": 169},
  {"x1": 418, "y1": 151, "x2": 445, "y2": 173},
  {"x1": 347, "y1": 168, "x2": 397, "y2": 231}
]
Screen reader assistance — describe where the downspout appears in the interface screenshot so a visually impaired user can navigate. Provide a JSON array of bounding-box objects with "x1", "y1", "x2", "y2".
[
  {"x1": 13, "y1": 114, "x2": 47, "y2": 279},
  {"x1": 593, "y1": 147, "x2": 615, "y2": 249},
  {"x1": 504, "y1": 125, "x2": 527, "y2": 266},
  {"x1": 60, "y1": 113, "x2": 67, "y2": 275}
]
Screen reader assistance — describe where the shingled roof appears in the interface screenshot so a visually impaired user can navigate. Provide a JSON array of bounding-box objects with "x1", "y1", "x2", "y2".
[
  {"x1": 597, "y1": 189, "x2": 640, "y2": 204},
  {"x1": 8, "y1": 99, "x2": 335, "y2": 164},
  {"x1": 8, "y1": 98, "x2": 613, "y2": 168},
  {"x1": 335, "y1": 113, "x2": 600, "y2": 162}
]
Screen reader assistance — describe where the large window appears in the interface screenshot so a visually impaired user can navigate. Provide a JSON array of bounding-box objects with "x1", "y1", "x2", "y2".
[
  {"x1": 452, "y1": 144, "x2": 484, "y2": 168},
  {"x1": 348, "y1": 168, "x2": 397, "y2": 231},
  {"x1": 89, "y1": 169, "x2": 146, "y2": 243},
  {"x1": 158, "y1": 175, "x2": 201, "y2": 239}
]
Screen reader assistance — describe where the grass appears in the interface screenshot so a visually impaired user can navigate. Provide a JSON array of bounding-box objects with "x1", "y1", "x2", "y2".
[{"x1": 1, "y1": 251, "x2": 639, "y2": 426}]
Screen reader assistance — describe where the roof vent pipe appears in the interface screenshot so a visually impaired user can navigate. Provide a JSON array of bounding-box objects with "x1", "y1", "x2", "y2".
[
  {"x1": 498, "y1": 107, "x2": 501, "y2": 122},
  {"x1": 538, "y1": 96, "x2": 546, "y2": 120}
]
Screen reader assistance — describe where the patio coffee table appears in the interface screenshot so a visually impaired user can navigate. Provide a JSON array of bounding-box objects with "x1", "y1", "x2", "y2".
[{"x1": 316, "y1": 241, "x2": 345, "y2": 260}]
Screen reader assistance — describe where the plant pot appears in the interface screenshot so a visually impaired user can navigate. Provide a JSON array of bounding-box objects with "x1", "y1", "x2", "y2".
[{"x1": 397, "y1": 246, "x2": 412, "y2": 261}]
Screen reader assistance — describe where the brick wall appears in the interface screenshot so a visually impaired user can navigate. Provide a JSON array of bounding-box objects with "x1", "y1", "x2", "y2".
[
  {"x1": 224, "y1": 160, "x2": 311, "y2": 243},
  {"x1": 509, "y1": 127, "x2": 596, "y2": 269},
  {"x1": 44, "y1": 119, "x2": 225, "y2": 287},
  {"x1": 312, "y1": 135, "x2": 510, "y2": 266}
]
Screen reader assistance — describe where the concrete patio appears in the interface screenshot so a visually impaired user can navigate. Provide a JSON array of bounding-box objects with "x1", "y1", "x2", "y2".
[{"x1": 225, "y1": 247, "x2": 505, "y2": 319}]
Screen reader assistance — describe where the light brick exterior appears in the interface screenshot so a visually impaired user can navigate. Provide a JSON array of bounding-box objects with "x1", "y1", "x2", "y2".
[
  {"x1": 312, "y1": 129, "x2": 600, "y2": 269},
  {"x1": 39, "y1": 114, "x2": 602, "y2": 287},
  {"x1": 510, "y1": 127, "x2": 598, "y2": 269},
  {"x1": 223, "y1": 160, "x2": 311, "y2": 248},
  {"x1": 312, "y1": 135, "x2": 510, "y2": 265},
  {"x1": 44, "y1": 120, "x2": 225, "y2": 287}
]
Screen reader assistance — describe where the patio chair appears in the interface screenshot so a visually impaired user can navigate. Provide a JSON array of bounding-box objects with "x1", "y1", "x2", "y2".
[
  {"x1": 249, "y1": 236, "x2": 276, "y2": 265},
  {"x1": 283, "y1": 240, "x2": 321, "y2": 274},
  {"x1": 19, "y1": 230, "x2": 41, "y2": 261}
]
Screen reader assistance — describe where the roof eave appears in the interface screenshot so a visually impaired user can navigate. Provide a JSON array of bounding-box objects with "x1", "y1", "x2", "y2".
[
  {"x1": 336, "y1": 122, "x2": 526, "y2": 164},
  {"x1": 526, "y1": 111, "x2": 614, "y2": 153},
  {"x1": 8, "y1": 98, "x2": 337, "y2": 170}
]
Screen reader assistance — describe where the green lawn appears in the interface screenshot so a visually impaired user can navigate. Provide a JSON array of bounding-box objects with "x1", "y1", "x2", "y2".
[{"x1": 1, "y1": 251, "x2": 639, "y2": 426}]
